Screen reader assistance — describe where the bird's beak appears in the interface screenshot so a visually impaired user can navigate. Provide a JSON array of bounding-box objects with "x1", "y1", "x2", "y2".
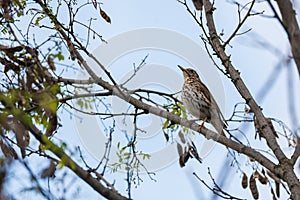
[{"x1": 177, "y1": 65, "x2": 185, "y2": 72}]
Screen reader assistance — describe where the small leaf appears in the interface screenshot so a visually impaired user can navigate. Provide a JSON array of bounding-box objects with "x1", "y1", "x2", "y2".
[{"x1": 162, "y1": 120, "x2": 169, "y2": 129}]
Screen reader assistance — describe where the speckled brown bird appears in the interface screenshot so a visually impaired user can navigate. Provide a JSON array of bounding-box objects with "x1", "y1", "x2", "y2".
[{"x1": 178, "y1": 65, "x2": 227, "y2": 136}]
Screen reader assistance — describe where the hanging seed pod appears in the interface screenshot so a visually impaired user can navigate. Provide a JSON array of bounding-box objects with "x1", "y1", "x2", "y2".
[
  {"x1": 275, "y1": 181, "x2": 280, "y2": 198},
  {"x1": 163, "y1": 131, "x2": 169, "y2": 142},
  {"x1": 100, "y1": 9, "x2": 111, "y2": 23},
  {"x1": 241, "y1": 173, "x2": 248, "y2": 189},
  {"x1": 254, "y1": 170, "x2": 268, "y2": 185},
  {"x1": 92, "y1": 0, "x2": 97, "y2": 9},
  {"x1": 270, "y1": 186, "x2": 277, "y2": 200},
  {"x1": 188, "y1": 144, "x2": 202, "y2": 163},
  {"x1": 188, "y1": 143, "x2": 202, "y2": 163},
  {"x1": 179, "y1": 150, "x2": 190, "y2": 168},
  {"x1": 177, "y1": 143, "x2": 183, "y2": 156},
  {"x1": 178, "y1": 131, "x2": 186, "y2": 144},
  {"x1": 249, "y1": 175, "x2": 259, "y2": 199}
]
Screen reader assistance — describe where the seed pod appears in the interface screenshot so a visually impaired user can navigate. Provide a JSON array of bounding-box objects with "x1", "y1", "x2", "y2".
[
  {"x1": 92, "y1": 0, "x2": 97, "y2": 9},
  {"x1": 100, "y1": 9, "x2": 111, "y2": 23},
  {"x1": 249, "y1": 175, "x2": 259, "y2": 199},
  {"x1": 254, "y1": 170, "x2": 268, "y2": 185},
  {"x1": 275, "y1": 182, "x2": 280, "y2": 198},
  {"x1": 270, "y1": 187, "x2": 277, "y2": 200},
  {"x1": 163, "y1": 131, "x2": 169, "y2": 142},
  {"x1": 177, "y1": 143, "x2": 183, "y2": 156},
  {"x1": 179, "y1": 150, "x2": 190, "y2": 168},
  {"x1": 188, "y1": 144, "x2": 202, "y2": 163},
  {"x1": 178, "y1": 131, "x2": 186, "y2": 144},
  {"x1": 241, "y1": 173, "x2": 248, "y2": 189}
]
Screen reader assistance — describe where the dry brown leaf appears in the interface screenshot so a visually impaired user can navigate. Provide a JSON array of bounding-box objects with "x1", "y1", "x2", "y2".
[
  {"x1": 10, "y1": 118, "x2": 30, "y2": 158},
  {"x1": 0, "y1": 140, "x2": 18, "y2": 160},
  {"x1": 41, "y1": 161, "x2": 56, "y2": 178}
]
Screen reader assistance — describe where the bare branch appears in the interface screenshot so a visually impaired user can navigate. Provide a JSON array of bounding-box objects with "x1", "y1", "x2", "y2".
[
  {"x1": 12, "y1": 111, "x2": 129, "y2": 200},
  {"x1": 201, "y1": 0, "x2": 300, "y2": 198},
  {"x1": 267, "y1": 0, "x2": 300, "y2": 75},
  {"x1": 223, "y1": 0, "x2": 255, "y2": 48},
  {"x1": 193, "y1": 170, "x2": 246, "y2": 200}
]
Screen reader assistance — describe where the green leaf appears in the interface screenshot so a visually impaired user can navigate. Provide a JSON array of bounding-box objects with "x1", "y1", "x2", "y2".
[
  {"x1": 163, "y1": 120, "x2": 169, "y2": 129},
  {"x1": 56, "y1": 52, "x2": 64, "y2": 61}
]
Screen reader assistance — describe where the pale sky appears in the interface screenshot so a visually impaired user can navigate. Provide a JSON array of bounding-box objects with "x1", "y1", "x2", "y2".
[{"x1": 5, "y1": 1, "x2": 300, "y2": 199}]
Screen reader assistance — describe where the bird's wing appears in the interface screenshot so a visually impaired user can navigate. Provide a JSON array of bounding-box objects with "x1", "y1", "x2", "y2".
[
  {"x1": 197, "y1": 80, "x2": 211, "y2": 106},
  {"x1": 210, "y1": 96, "x2": 228, "y2": 127},
  {"x1": 200, "y1": 80, "x2": 228, "y2": 127}
]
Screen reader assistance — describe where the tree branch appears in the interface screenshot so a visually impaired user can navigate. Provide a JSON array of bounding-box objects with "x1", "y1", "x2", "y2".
[
  {"x1": 268, "y1": 0, "x2": 300, "y2": 76},
  {"x1": 11, "y1": 111, "x2": 129, "y2": 200},
  {"x1": 202, "y1": 0, "x2": 300, "y2": 198}
]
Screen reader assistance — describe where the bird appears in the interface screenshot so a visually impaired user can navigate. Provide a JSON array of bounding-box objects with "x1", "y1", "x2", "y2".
[
  {"x1": 192, "y1": 0, "x2": 203, "y2": 11},
  {"x1": 178, "y1": 65, "x2": 227, "y2": 136}
]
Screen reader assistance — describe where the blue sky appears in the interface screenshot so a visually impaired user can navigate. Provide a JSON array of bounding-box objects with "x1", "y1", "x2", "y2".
[
  {"x1": 5, "y1": 0, "x2": 300, "y2": 199},
  {"x1": 68, "y1": 0, "x2": 300, "y2": 199}
]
